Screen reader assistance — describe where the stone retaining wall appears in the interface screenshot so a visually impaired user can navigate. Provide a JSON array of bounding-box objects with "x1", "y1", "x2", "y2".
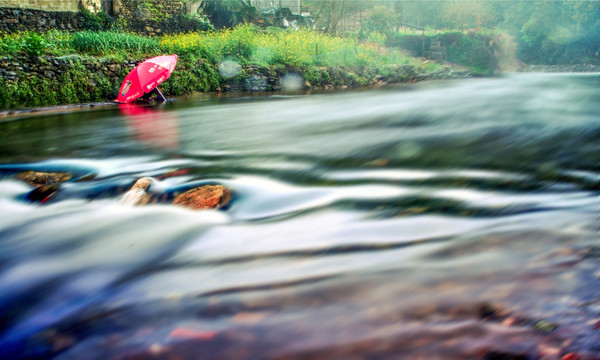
[
  {"x1": 0, "y1": 7, "x2": 84, "y2": 33},
  {"x1": 0, "y1": 0, "x2": 80, "y2": 12},
  {"x1": 114, "y1": 0, "x2": 190, "y2": 36},
  {"x1": 0, "y1": 1, "x2": 198, "y2": 35},
  {"x1": 0, "y1": 55, "x2": 139, "y2": 83}
]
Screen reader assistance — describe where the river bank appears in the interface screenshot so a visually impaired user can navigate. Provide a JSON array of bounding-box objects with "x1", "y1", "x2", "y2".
[
  {"x1": 511, "y1": 63, "x2": 600, "y2": 73},
  {"x1": 0, "y1": 56, "x2": 471, "y2": 116}
]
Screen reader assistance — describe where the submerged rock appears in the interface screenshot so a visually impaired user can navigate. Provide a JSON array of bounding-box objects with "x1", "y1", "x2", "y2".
[
  {"x1": 173, "y1": 185, "x2": 231, "y2": 210},
  {"x1": 26, "y1": 184, "x2": 60, "y2": 203},
  {"x1": 15, "y1": 171, "x2": 71, "y2": 187}
]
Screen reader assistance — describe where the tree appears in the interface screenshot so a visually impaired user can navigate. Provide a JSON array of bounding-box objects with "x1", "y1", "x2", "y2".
[
  {"x1": 304, "y1": 0, "x2": 372, "y2": 33},
  {"x1": 441, "y1": 0, "x2": 493, "y2": 31},
  {"x1": 570, "y1": 1, "x2": 600, "y2": 62},
  {"x1": 200, "y1": 0, "x2": 259, "y2": 29},
  {"x1": 397, "y1": 0, "x2": 440, "y2": 29},
  {"x1": 363, "y1": 5, "x2": 397, "y2": 36}
]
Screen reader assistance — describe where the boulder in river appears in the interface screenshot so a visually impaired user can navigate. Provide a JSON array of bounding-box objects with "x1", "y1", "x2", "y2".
[
  {"x1": 121, "y1": 177, "x2": 155, "y2": 206},
  {"x1": 122, "y1": 178, "x2": 232, "y2": 210},
  {"x1": 15, "y1": 171, "x2": 71, "y2": 187},
  {"x1": 173, "y1": 185, "x2": 231, "y2": 210}
]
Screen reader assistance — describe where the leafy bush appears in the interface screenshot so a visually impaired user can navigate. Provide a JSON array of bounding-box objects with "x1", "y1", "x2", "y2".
[
  {"x1": 438, "y1": 32, "x2": 497, "y2": 74},
  {"x1": 386, "y1": 32, "x2": 499, "y2": 74},
  {"x1": 0, "y1": 31, "x2": 23, "y2": 56},
  {"x1": 386, "y1": 34, "x2": 430, "y2": 57},
  {"x1": 23, "y1": 31, "x2": 46, "y2": 57},
  {"x1": 81, "y1": 9, "x2": 114, "y2": 31},
  {"x1": 0, "y1": 31, "x2": 48, "y2": 57}
]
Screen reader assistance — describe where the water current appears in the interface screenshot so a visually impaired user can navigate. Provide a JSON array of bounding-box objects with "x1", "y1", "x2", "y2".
[{"x1": 0, "y1": 73, "x2": 598, "y2": 359}]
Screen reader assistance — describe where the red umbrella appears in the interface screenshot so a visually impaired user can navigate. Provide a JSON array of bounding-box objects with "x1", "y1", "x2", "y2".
[{"x1": 115, "y1": 54, "x2": 178, "y2": 103}]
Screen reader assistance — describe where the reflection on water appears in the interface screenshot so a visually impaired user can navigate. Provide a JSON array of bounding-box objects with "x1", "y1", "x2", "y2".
[
  {"x1": 0, "y1": 73, "x2": 598, "y2": 359},
  {"x1": 120, "y1": 103, "x2": 179, "y2": 150}
]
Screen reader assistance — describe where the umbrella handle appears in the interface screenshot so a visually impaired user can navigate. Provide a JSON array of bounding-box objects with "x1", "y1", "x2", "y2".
[{"x1": 155, "y1": 87, "x2": 167, "y2": 102}]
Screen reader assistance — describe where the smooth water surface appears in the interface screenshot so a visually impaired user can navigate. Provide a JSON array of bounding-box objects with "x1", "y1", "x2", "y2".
[{"x1": 0, "y1": 73, "x2": 598, "y2": 359}]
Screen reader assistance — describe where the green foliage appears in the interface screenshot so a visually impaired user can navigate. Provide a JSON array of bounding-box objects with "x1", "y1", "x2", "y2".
[
  {"x1": 201, "y1": 0, "x2": 258, "y2": 29},
  {"x1": 0, "y1": 58, "x2": 113, "y2": 109},
  {"x1": 304, "y1": 0, "x2": 373, "y2": 33},
  {"x1": 23, "y1": 32, "x2": 47, "y2": 57},
  {"x1": 439, "y1": 32, "x2": 497, "y2": 74},
  {"x1": 171, "y1": 14, "x2": 214, "y2": 33},
  {"x1": 363, "y1": 6, "x2": 398, "y2": 37},
  {"x1": 160, "y1": 60, "x2": 221, "y2": 95},
  {"x1": 386, "y1": 34, "x2": 430, "y2": 57},
  {"x1": 367, "y1": 31, "x2": 387, "y2": 46},
  {"x1": 0, "y1": 26, "x2": 424, "y2": 110},
  {"x1": 81, "y1": 8, "x2": 114, "y2": 31},
  {"x1": 43, "y1": 30, "x2": 73, "y2": 55},
  {"x1": 0, "y1": 31, "x2": 50, "y2": 57},
  {"x1": 72, "y1": 31, "x2": 160, "y2": 56},
  {"x1": 441, "y1": 0, "x2": 495, "y2": 31},
  {"x1": 142, "y1": 1, "x2": 170, "y2": 22},
  {"x1": 391, "y1": 0, "x2": 599, "y2": 65},
  {"x1": 514, "y1": 1, "x2": 600, "y2": 64},
  {"x1": 0, "y1": 32, "x2": 24, "y2": 56},
  {"x1": 160, "y1": 25, "x2": 406, "y2": 68},
  {"x1": 387, "y1": 32, "x2": 498, "y2": 75}
]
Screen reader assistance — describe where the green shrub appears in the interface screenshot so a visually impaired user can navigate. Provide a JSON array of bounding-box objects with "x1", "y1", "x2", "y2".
[
  {"x1": 438, "y1": 32, "x2": 497, "y2": 74},
  {"x1": 23, "y1": 32, "x2": 47, "y2": 57},
  {"x1": 81, "y1": 9, "x2": 114, "y2": 31},
  {"x1": 0, "y1": 32, "x2": 23, "y2": 56},
  {"x1": 387, "y1": 31, "x2": 499, "y2": 74}
]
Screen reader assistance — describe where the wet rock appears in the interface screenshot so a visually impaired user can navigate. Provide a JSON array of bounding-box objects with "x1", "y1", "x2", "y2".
[
  {"x1": 15, "y1": 171, "x2": 71, "y2": 187},
  {"x1": 121, "y1": 177, "x2": 154, "y2": 206},
  {"x1": 26, "y1": 184, "x2": 60, "y2": 203},
  {"x1": 173, "y1": 185, "x2": 231, "y2": 210}
]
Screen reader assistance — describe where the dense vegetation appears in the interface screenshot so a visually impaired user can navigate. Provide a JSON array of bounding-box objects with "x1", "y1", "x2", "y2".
[
  {"x1": 0, "y1": 25, "x2": 442, "y2": 109},
  {"x1": 0, "y1": 25, "x2": 415, "y2": 67},
  {"x1": 353, "y1": 0, "x2": 599, "y2": 65},
  {"x1": 199, "y1": 1, "x2": 598, "y2": 65},
  {"x1": 2, "y1": 0, "x2": 595, "y2": 110}
]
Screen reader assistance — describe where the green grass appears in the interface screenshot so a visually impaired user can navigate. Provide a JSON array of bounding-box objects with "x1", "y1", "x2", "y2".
[{"x1": 71, "y1": 31, "x2": 161, "y2": 56}]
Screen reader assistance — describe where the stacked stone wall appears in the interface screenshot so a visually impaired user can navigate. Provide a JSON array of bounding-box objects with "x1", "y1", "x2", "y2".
[
  {"x1": 0, "y1": 55, "x2": 139, "y2": 83},
  {"x1": 0, "y1": 7, "x2": 84, "y2": 33},
  {"x1": 0, "y1": 0, "x2": 80, "y2": 12},
  {"x1": 0, "y1": 0, "x2": 196, "y2": 35},
  {"x1": 115, "y1": 0, "x2": 186, "y2": 35}
]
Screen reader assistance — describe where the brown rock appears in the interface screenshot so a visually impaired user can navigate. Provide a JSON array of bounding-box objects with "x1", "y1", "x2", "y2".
[
  {"x1": 16, "y1": 171, "x2": 71, "y2": 187},
  {"x1": 121, "y1": 177, "x2": 154, "y2": 206},
  {"x1": 173, "y1": 185, "x2": 231, "y2": 210}
]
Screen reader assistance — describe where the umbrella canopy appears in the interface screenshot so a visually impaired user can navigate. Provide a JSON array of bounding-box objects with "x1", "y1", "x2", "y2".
[{"x1": 115, "y1": 54, "x2": 178, "y2": 103}]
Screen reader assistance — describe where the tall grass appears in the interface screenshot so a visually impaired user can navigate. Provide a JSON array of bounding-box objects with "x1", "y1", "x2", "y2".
[
  {"x1": 160, "y1": 25, "x2": 414, "y2": 67},
  {"x1": 71, "y1": 31, "x2": 160, "y2": 56}
]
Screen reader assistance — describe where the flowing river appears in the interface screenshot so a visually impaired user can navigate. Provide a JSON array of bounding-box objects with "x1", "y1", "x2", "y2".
[{"x1": 0, "y1": 73, "x2": 598, "y2": 359}]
